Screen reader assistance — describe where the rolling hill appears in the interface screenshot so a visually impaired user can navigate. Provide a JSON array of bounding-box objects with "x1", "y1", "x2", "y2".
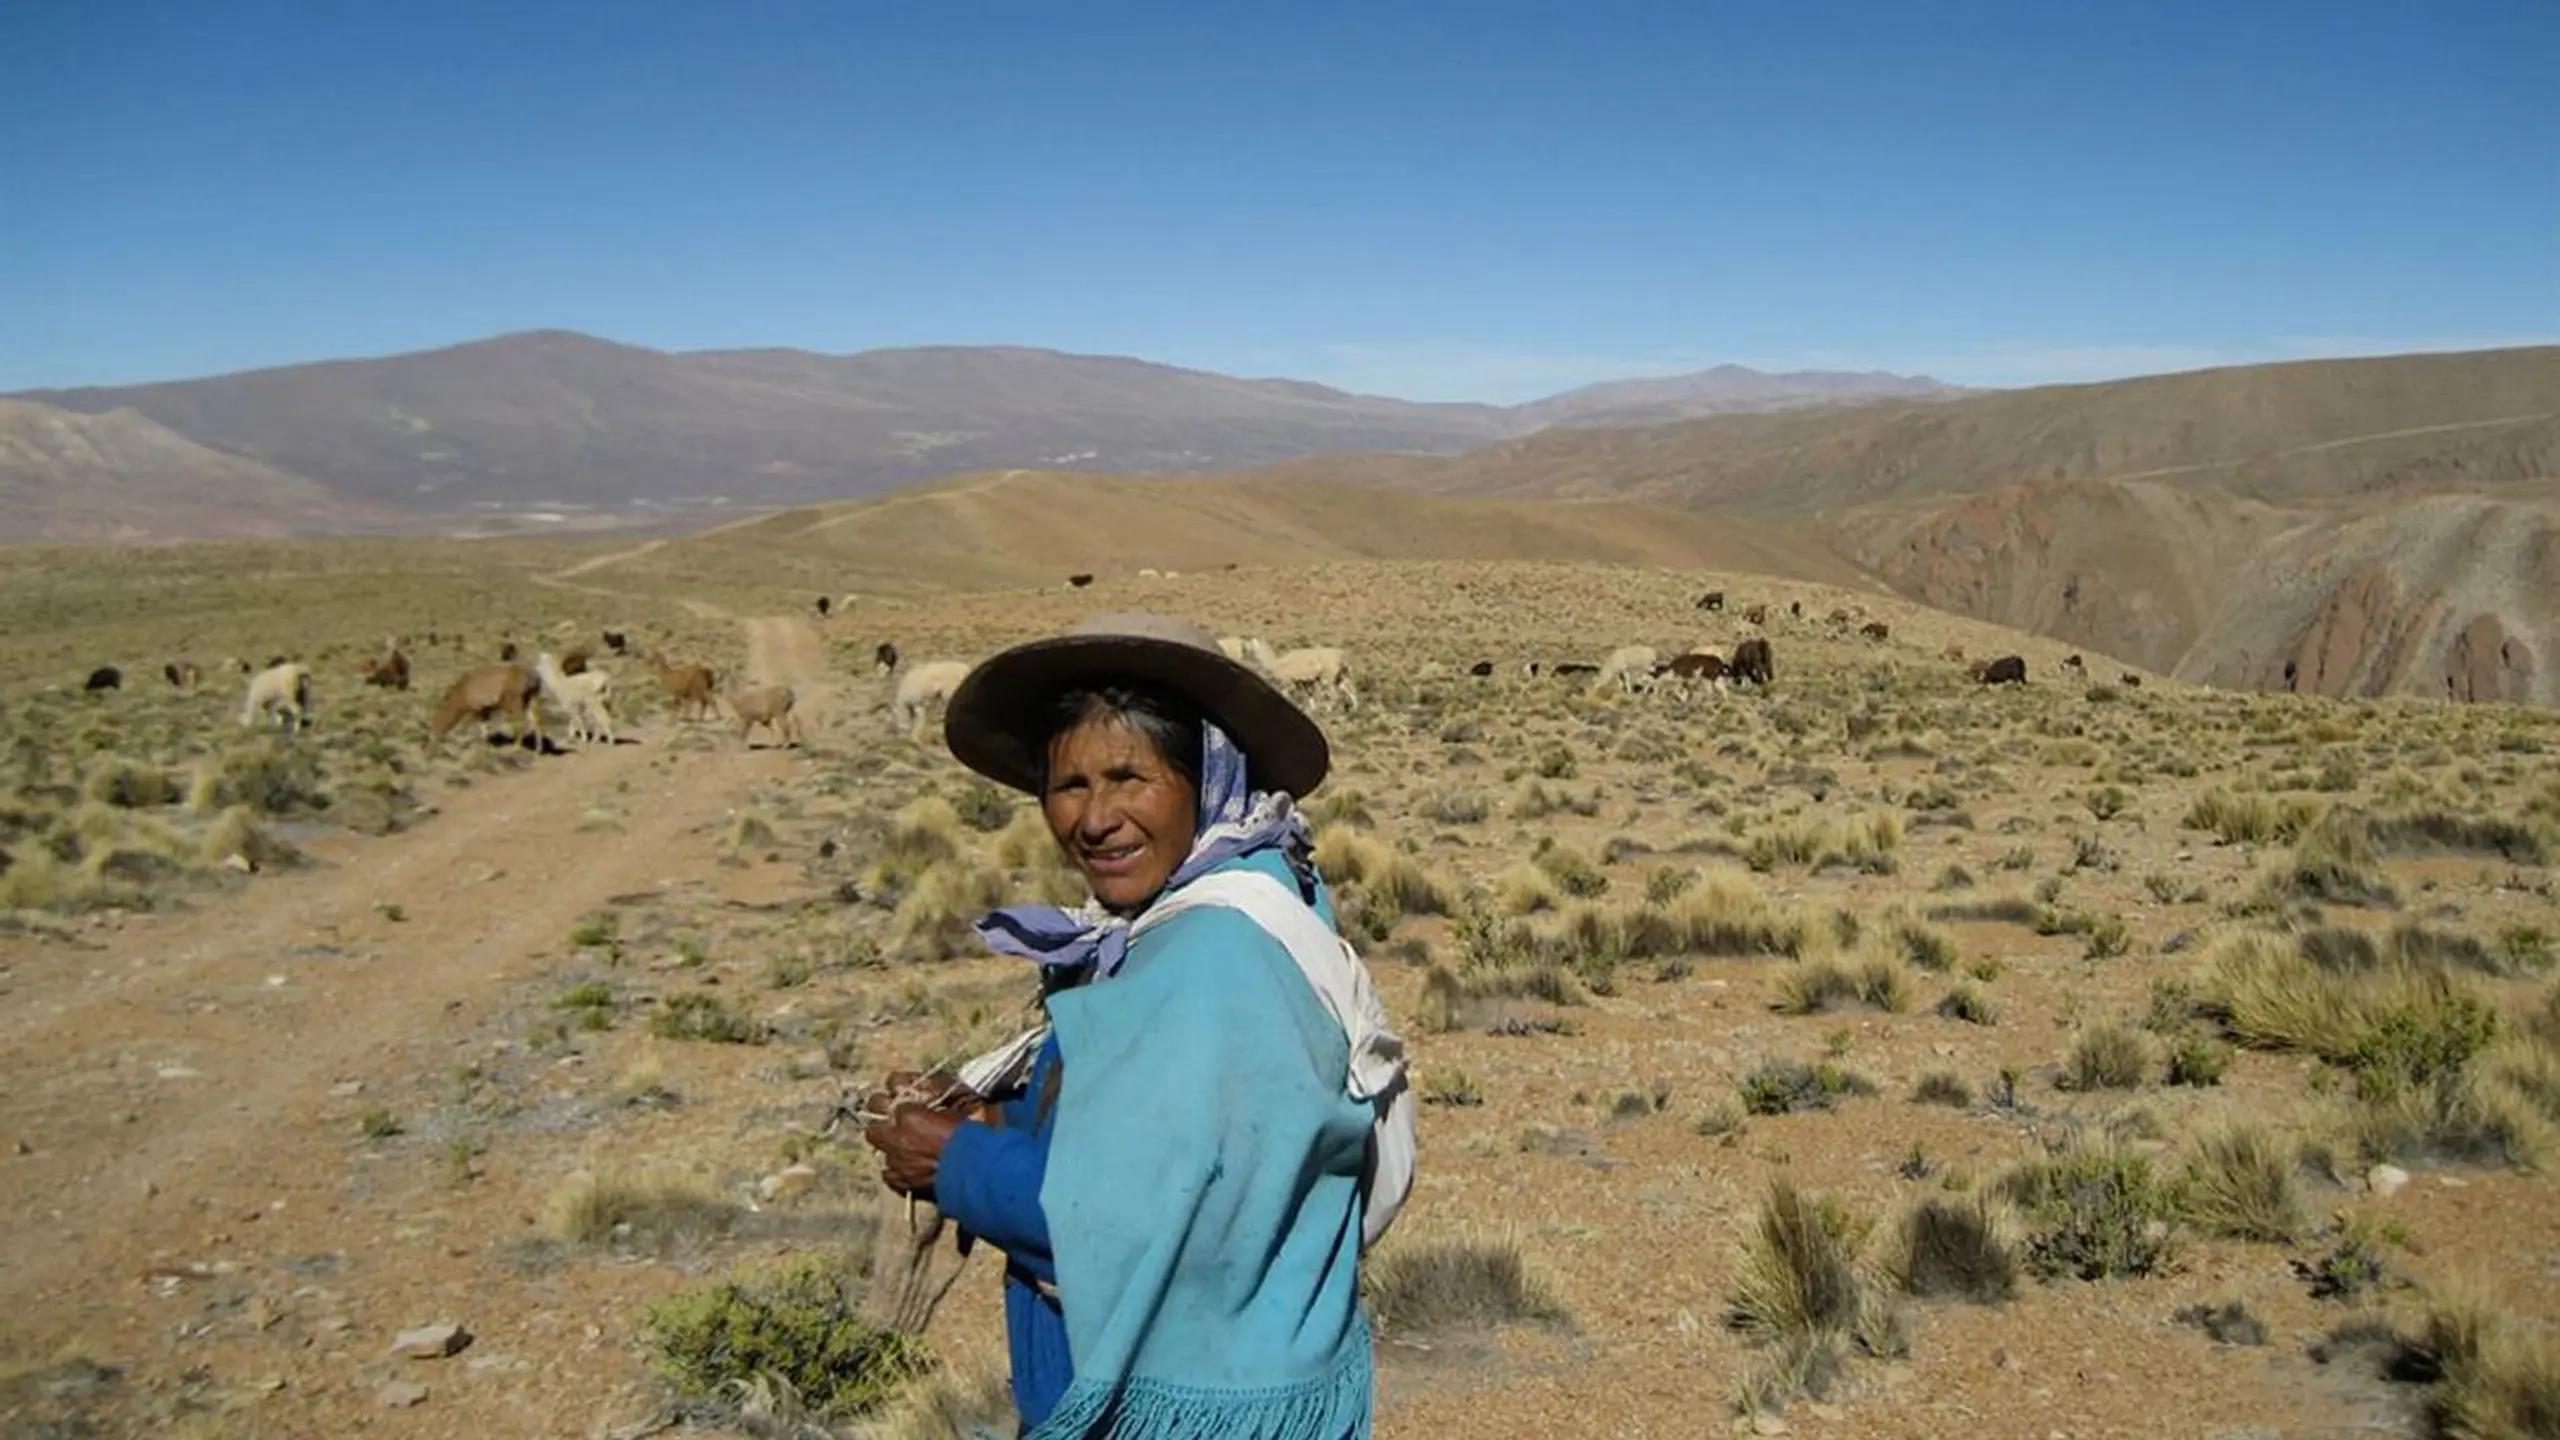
[
  {"x1": 1272, "y1": 345, "x2": 2560, "y2": 514},
  {"x1": 0, "y1": 400, "x2": 416, "y2": 544},
  {"x1": 553, "y1": 468, "x2": 1880, "y2": 607}
]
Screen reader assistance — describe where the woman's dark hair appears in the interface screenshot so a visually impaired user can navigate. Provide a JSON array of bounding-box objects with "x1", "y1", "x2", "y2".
[{"x1": 1036, "y1": 679, "x2": 1204, "y2": 790}]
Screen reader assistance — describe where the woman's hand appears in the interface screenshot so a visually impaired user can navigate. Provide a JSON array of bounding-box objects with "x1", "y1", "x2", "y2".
[
  {"x1": 864, "y1": 1101, "x2": 967, "y2": 1196},
  {"x1": 864, "y1": 1069, "x2": 996, "y2": 1126}
]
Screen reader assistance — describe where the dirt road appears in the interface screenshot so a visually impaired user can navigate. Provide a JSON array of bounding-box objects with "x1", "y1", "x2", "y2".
[{"x1": 0, "y1": 612, "x2": 837, "y2": 1433}]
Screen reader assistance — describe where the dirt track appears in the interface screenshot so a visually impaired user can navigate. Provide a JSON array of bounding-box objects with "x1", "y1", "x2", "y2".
[{"x1": 0, "y1": 612, "x2": 832, "y2": 1433}]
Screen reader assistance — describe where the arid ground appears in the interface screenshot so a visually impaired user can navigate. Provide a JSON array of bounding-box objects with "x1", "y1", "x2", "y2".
[{"x1": 3, "y1": 531, "x2": 2556, "y2": 1440}]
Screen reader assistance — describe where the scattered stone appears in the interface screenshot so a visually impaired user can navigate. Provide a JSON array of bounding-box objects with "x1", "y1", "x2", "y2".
[
  {"x1": 2367, "y1": 1164, "x2": 2410, "y2": 1199},
  {"x1": 1750, "y1": 1414, "x2": 1790, "y2": 1437},
  {"x1": 378, "y1": 1380, "x2": 429, "y2": 1408},
  {"x1": 156, "y1": 1066, "x2": 201, "y2": 1081},
  {"x1": 389, "y1": 1322, "x2": 471, "y2": 1359}
]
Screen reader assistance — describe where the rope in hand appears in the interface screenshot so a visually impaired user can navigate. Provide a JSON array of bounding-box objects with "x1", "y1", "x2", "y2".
[{"x1": 822, "y1": 1070, "x2": 986, "y2": 1337}]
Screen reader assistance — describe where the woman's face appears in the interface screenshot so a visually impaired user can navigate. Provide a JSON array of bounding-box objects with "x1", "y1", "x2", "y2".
[{"x1": 1042, "y1": 712, "x2": 1201, "y2": 914}]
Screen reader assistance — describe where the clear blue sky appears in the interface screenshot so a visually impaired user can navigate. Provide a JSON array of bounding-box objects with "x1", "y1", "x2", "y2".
[{"x1": 3, "y1": 0, "x2": 2553, "y2": 400}]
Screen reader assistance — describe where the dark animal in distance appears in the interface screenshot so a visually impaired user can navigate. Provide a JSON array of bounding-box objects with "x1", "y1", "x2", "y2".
[
  {"x1": 559, "y1": 648, "x2": 591, "y2": 676},
  {"x1": 84, "y1": 666, "x2": 122, "y2": 693},
  {"x1": 1972, "y1": 655, "x2": 2028, "y2": 686},
  {"x1": 1656, "y1": 652, "x2": 1727, "y2": 681},
  {"x1": 1468, "y1": 660, "x2": 1495, "y2": 677},
  {"x1": 602, "y1": 630, "x2": 628, "y2": 654},
  {"x1": 358, "y1": 647, "x2": 411, "y2": 690},
  {"x1": 1695, "y1": 590, "x2": 1724, "y2": 612},
  {"x1": 499, "y1": 642, "x2": 520, "y2": 663},
  {"x1": 2120, "y1": 672, "x2": 2143, "y2": 688},
  {"x1": 874, "y1": 641, "x2": 900, "y2": 673},
  {"x1": 1552, "y1": 662, "x2": 1600, "y2": 679},
  {"x1": 2061, "y1": 654, "x2": 2088, "y2": 677},
  {"x1": 1068, "y1": 573, "x2": 1095, "y2": 588},
  {"x1": 2282, "y1": 659, "x2": 2300, "y2": 690},
  {"x1": 163, "y1": 660, "x2": 200, "y2": 689},
  {"x1": 1859, "y1": 620, "x2": 1890, "y2": 641},
  {"x1": 815, "y1": 595, "x2": 832, "y2": 617},
  {"x1": 1729, "y1": 638, "x2": 1774, "y2": 686},
  {"x1": 1789, "y1": 601, "x2": 1803, "y2": 618}
]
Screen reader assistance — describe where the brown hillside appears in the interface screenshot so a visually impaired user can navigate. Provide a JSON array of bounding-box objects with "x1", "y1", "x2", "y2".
[
  {"x1": 0, "y1": 400, "x2": 413, "y2": 544},
  {"x1": 1252, "y1": 346, "x2": 2560, "y2": 705},
  {"x1": 1825, "y1": 481, "x2": 2560, "y2": 707},
  {"x1": 8, "y1": 330, "x2": 1518, "y2": 515},
  {"x1": 1267, "y1": 345, "x2": 2560, "y2": 516},
  {"x1": 569, "y1": 468, "x2": 1881, "y2": 605}
]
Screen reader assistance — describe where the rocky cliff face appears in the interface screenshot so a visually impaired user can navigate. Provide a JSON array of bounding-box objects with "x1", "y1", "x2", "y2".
[
  {"x1": 1826, "y1": 483, "x2": 2560, "y2": 709},
  {"x1": 2445, "y1": 614, "x2": 2538, "y2": 705}
]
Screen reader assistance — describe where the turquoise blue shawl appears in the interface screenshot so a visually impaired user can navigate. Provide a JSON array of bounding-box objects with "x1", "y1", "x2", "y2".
[{"x1": 1032, "y1": 866, "x2": 1376, "y2": 1438}]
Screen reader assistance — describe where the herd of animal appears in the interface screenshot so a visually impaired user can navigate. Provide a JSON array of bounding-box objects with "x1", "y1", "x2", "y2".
[
  {"x1": 65, "y1": 581, "x2": 2138, "y2": 767},
  {"x1": 72, "y1": 628, "x2": 788, "y2": 754}
]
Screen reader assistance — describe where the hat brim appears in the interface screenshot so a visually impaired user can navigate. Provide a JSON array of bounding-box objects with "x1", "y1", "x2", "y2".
[{"x1": 944, "y1": 634, "x2": 1331, "y2": 798}]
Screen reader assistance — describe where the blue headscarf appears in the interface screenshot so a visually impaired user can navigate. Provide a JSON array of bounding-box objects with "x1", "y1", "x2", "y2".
[{"x1": 972, "y1": 720, "x2": 1315, "y2": 982}]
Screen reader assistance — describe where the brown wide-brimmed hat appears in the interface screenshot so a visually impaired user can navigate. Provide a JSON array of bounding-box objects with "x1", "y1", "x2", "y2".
[{"x1": 943, "y1": 612, "x2": 1330, "y2": 799}]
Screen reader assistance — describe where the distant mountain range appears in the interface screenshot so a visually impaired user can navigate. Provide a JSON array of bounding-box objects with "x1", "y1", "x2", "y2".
[{"x1": 0, "y1": 330, "x2": 1960, "y2": 539}]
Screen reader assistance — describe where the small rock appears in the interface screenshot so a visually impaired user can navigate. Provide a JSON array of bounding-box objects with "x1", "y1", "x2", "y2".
[
  {"x1": 2438, "y1": 1175, "x2": 2469, "y2": 1189},
  {"x1": 1751, "y1": 1414, "x2": 1790, "y2": 1437},
  {"x1": 221, "y1": 853, "x2": 254, "y2": 874},
  {"x1": 2367, "y1": 1164, "x2": 2410, "y2": 1198},
  {"x1": 389, "y1": 1322, "x2": 471, "y2": 1359},
  {"x1": 377, "y1": 1380, "x2": 429, "y2": 1408},
  {"x1": 157, "y1": 1066, "x2": 201, "y2": 1081}
]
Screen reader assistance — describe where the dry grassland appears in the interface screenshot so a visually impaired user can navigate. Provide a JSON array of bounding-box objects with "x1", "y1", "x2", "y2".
[{"x1": 3, "y1": 548, "x2": 2556, "y2": 1440}]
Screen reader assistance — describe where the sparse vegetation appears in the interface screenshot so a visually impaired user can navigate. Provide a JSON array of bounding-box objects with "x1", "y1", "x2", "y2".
[
  {"x1": 640, "y1": 1254, "x2": 930, "y2": 1421},
  {"x1": 8, "y1": 536, "x2": 2555, "y2": 1438},
  {"x1": 1361, "y1": 1234, "x2": 1570, "y2": 1340}
]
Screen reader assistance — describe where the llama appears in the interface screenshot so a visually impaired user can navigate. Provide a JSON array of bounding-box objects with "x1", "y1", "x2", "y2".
[
  {"x1": 240, "y1": 662, "x2": 313, "y2": 734},
  {"x1": 535, "y1": 652, "x2": 617, "y2": 745},
  {"x1": 648, "y1": 651, "x2": 718, "y2": 721},
  {"x1": 1242, "y1": 639, "x2": 1358, "y2": 711},
  {"x1": 429, "y1": 663, "x2": 546, "y2": 748},
  {"x1": 727, "y1": 684, "x2": 803, "y2": 748},
  {"x1": 891, "y1": 659, "x2": 971, "y2": 736}
]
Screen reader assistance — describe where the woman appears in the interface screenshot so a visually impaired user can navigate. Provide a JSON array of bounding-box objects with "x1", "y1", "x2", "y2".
[{"x1": 861, "y1": 612, "x2": 1414, "y2": 1439}]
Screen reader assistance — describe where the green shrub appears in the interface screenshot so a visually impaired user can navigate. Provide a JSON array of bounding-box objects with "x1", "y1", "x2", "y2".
[{"x1": 640, "y1": 1255, "x2": 930, "y2": 1420}]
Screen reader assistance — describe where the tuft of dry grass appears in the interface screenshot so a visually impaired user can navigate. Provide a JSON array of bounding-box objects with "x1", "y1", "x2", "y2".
[
  {"x1": 1725, "y1": 1180, "x2": 1906, "y2": 1416},
  {"x1": 1771, "y1": 953, "x2": 1913, "y2": 1016},
  {"x1": 544, "y1": 1171, "x2": 741, "y2": 1250},
  {"x1": 2184, "y1": 788, "x2": 2323, "y2": 846},
  {"x1": 1887, "y1": 1195, "x2": 2020, "y2": 1304},
  {"x1": 2062, "y1": 1022, "x2": 2150, "y2": 1091},
  {"x1": 1361, "y1": 1232, "x2": 1570, "y2": 1340},
  {"x1": 2178, "y1": 1122, "x2": 2307, "y2": 1243}
]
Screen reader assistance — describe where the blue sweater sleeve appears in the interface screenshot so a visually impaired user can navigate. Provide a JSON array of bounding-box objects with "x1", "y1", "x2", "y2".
[{"x1": 936, "y1": 1114, "x2": 1056, "y2": 1280}]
